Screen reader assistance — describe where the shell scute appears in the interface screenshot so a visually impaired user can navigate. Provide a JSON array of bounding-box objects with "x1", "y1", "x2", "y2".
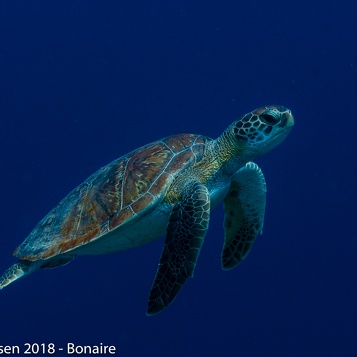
[
  {"x1": 109, "y1": 207, "x2": 135, "y2": 231},
  {"x1": 164, "y1": 134, "x2": 195, "y2": 153},
  {"x1": 165, "y1": 150, "x2": 195, "y2": 174},
  {"x1": 191, "y1": 141, "x2": 206, "y2": 162},
  {"x1": 131, "y1": 193, "x2": 154, "y2": 214},
  {"x1": 122, "y1": 142, "x2": 172, "y2": 207},
  {"x1": 149, "y1": 172, "x2": 171, "y2": 196}
]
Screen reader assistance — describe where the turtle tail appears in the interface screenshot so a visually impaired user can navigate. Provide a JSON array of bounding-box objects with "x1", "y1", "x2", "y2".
[{"x1": 0, "y1": 260, "x2": 41, "y2": 289}]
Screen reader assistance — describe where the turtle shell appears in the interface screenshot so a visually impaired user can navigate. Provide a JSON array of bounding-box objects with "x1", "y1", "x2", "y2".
[{"x1": 14, "y1": 134, "x2": 207, "y2": 261}]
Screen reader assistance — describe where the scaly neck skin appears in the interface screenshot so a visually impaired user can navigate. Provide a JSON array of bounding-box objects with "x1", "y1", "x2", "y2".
[{"x1": 209, "y1": 130, "x2": 258, "y2": 178}]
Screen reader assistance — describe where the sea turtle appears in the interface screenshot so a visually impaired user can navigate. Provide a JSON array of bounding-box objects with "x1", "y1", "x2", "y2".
[{"x1": 0, "y1": 105, "x2": 293, "y2": 315}]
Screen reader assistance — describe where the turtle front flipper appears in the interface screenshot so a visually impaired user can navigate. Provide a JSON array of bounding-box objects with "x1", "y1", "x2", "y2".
[
  {"x1": 222, "y1": 162, "x2": 267, "y2": 270},
  {"x1": 0, "y1": 260, "x2": 42, "y2": 289},
  {"x1": 147, "y1": 182, "x2": 210, "y2": 316}
]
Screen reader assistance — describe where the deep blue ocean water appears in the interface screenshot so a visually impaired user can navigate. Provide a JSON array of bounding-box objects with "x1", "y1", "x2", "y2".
[{"x1": 0, "y1": 1, "x2": 356, "y2": 356}]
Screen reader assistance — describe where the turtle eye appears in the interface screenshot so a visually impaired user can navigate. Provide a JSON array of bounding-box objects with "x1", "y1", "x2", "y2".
[{"x1": 261, "y1": 112, "x2": 280, "y2": 125}]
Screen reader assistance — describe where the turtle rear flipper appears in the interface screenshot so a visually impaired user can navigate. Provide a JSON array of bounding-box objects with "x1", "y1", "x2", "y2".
[
  {"x1": 0, "y1": 256, "x2": 74, "y2": 289},
  {"x1": 41, "y1": 256, "x2": 74, "y2": 269},
  {"x1": 0, "y1": 260, "x2": 42, "y2": 289}
]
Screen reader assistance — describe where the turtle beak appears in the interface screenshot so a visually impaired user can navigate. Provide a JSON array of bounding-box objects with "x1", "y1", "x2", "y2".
[{"x1": 281, "y1": 110, "x2": 294, "y2": 129}]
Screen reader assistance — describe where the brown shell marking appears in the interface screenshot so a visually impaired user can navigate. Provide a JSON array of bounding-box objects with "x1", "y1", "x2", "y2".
[{"x1": 14, "y1": 134, "x2": 208, "y2": 261}]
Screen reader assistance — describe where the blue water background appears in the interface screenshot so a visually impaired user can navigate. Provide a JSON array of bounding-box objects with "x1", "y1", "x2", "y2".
[{"x1": 0, "y1": 1, "x2": 356, "y2": 356}]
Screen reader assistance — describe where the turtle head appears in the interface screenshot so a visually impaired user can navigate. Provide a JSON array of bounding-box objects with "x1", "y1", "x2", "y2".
[
  {"x1": 229, "y1": 105, "x2": 294, "y2": 157},
  {"x1": 215, "y1": 106, "x2": 294, "y2": 173}
]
